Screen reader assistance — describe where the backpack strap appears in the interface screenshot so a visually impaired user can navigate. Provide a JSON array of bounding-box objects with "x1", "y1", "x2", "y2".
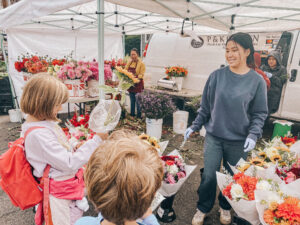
[
  {"x1": 42, "y1": 165, "x2": 51, "y2": 225},
  {"x1": 24, "y1": 126, "x2": 46, "y2": 139}
]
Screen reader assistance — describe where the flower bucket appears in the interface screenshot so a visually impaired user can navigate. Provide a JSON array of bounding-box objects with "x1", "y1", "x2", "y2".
[
  {"x1": 87, "y1": 79, "x2": 99, "y2": 97},
  {"x1": 8, "y1": 109, "x2": 22, "y2": 123},
  {"x1": 22, "y1": 72, "x2": 32, "y2": 82},
  {"x1": 173, "y1": 111, "x2": 189, "y2": 134},
  {"x1": 64, "y1": 79, "x2": 85, "y2": 97},
  {"x1": 171, "y1": 77, "x2": 183, "y2": 91},
  {"x1": 272, "y1": 120, "x2": 293, "y2": 139},
  {"x1": 146, "y1": 118, "x2": 163, "y2": 139}
]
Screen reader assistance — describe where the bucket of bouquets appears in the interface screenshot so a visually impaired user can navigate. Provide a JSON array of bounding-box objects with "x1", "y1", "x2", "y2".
[{"x1": 156, "y1": 150, "x2": 196, "y2": 223}]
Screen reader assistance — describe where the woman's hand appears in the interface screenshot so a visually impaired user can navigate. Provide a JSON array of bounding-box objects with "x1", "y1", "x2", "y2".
[
  {"x1": 243, "y1": 138, "x2": 256, "y2": 152},
  {"x1": 96, "y1": 133, "x2": 109, "y2": 140}
]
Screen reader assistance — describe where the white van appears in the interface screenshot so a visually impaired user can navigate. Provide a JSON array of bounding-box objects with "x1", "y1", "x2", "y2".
[{"x1": 144, "y1": 31, "x2": 300, "y2": 122}]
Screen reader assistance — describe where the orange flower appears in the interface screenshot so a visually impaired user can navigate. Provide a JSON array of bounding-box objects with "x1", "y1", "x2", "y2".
[
  {"x1": 264, "y1": 209, "x2": 276, "y2": 225},
  {"x1": 275, "y1": 197, "x2": 300, "y2": 223}
]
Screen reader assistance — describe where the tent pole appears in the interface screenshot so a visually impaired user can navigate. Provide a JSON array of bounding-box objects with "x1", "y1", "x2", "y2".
[
  {"x1": 0, "y1": 34, "x2": 19, "y2": 109},
  {"x1": 97, "y1": 0, "x2": 105, "y2": 99}
]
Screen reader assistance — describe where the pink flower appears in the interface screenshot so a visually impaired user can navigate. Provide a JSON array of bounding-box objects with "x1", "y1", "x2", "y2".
[
  {"x1": 104, "y1": 64, "x2": 112, "y2": 81},
  {"x1": 177, "y1": 171, "x2": 186, "y2": 180},
  {"x1": 166, "y1": 174, "x2": 176, "y2": 184},
  {"x1": 285, "y1": 172, "x2": 296, "y2": 184},
  {"x1": 73, "y1": 130, "x2": 85, "y2": 140},
  {"x1": 57, "y1": 70, "x2": 67, "y2": 80},
  {"x1": 68, "y1": 69, "x2": 76, "y2": 79},
  {"x1": 77, "y1": 61, "x2": 85, "y2": 66}
]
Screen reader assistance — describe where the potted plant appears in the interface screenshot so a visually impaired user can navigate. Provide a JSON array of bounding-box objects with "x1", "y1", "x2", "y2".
[
  {"x1": 165, "y1": 66, "x2": 188, "y2": 91},
  {"x1": 57, "y1": 61, "x2": 92, "y2": 97},
  {"x1": 137, "y1": 91, "x2": 176, "y2": 139}
]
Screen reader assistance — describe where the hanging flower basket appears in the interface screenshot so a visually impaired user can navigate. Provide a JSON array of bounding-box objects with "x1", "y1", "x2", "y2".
[{"x1": 64, "y1": 79, "x2": 85, "y2": 97}]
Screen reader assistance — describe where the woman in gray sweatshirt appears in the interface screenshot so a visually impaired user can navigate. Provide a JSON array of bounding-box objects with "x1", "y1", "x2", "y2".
[{"x1": 185, "y1": 32, "x2": 268, "y2": 225}]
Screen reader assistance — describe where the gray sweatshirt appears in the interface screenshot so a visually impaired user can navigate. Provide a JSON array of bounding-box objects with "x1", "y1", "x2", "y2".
[{"x1": 191, "y1": 66, "x2": 268, "y2": 142}]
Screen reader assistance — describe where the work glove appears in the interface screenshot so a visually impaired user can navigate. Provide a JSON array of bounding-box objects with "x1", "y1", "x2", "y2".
[
  {"x1": 243, "y1": 138, "x2": 256, "y2": 152},
  {"x1": 184, "y1": 127, "x2": 194, "y2": 141}
]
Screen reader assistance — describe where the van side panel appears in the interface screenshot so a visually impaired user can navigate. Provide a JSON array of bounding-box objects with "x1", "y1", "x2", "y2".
[
  {"x1": 144, "y1": 33, "x2": 225, "y2": 92},
  {"x1": 279, "y1": 31, "x2": 300, "y2": 121}
]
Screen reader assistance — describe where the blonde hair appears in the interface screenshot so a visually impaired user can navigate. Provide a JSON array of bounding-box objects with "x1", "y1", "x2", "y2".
[
  {"x1": 85, "y1": 130, "x2": 163, "y2": 225},
  {"x1": 20, "y1": 73, "x2": 69, "y2": 121}
]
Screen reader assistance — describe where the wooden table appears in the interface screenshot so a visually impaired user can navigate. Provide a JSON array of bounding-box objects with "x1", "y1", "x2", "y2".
[
  {"x1": 67, "y1": 96, "x2": 99, "y2": 117},
  {"x1": 145, "y1": 86, "x2": 202, "y2": 110}
]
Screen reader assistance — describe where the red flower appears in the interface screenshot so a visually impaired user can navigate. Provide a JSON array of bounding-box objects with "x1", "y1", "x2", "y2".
[
  {"x1": 31, "y1": 56, "x2": 39, "y2": 62},
  {"x1": 161, "y1": 155, "x2": 179, "y2": 162},
  {"x1": 222, "y1": 182, "x2": 233, "y2": 200},
  {"x1": 281, "y1": 136, "x2": 297, "y2": 145},
  {"x1": 14, "y1": 62, "x2": 24, "y2": 72}
]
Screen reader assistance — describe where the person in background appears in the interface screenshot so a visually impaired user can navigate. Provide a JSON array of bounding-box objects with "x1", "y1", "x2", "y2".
[
  {"x1": 184, "y1": 32, "x2": 268, "y2": 225},
  {"x1": 75, "y1": 130, "x2": 163, "y2": 225},
  {"x1": 260, "y1": 50, "x2": 288, "y2": 114},
  {"x1": 254, "y1": 52, "x2": 270, "y2": 90},
  {"x1": 126, "y1": 48, "x2": 146, "y2": 119}
]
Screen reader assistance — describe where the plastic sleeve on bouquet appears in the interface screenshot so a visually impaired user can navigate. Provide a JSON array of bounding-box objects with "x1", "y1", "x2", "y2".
[
  {"x1": 159, "y1": 150, "x2": 197, "y2": 197},
  {"x1": 151, "y1": 192, "x2": 165, "y2": 210},
  {"x1": 290, "y1": 140, "x2": 300, "y2": 156},
  {"x1": 216, "y1": 172, "x2": 260, "y2": 225},
  {"x1": 157, "y1": 141, "x2": 169, "y2": 156},
  {"x1": 89, "y1": 99, "x2": 121, "y2": 133}
]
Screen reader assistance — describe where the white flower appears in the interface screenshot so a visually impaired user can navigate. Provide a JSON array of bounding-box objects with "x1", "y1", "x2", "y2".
[
  {"x1": 230, "y1": 184, "x2": 244, "y2": 200},
  {"x1": 54, "y1": 65, "x2": 61, "y2": 72},
  {"x1": 167, "y1": 164, "x2": 179, "y2": 175},
  {"x1": 267, "y1": 192, "x2": 283, "y2": 205},
  {"x1": 266, "y1": 147, "x2": 279, "y2": 158},
  {"x1": 256, "y1": 180, "x2": 272, "y2": 191}
]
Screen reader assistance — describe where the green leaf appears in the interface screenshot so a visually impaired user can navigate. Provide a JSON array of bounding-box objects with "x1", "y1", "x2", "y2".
[
  {"x1": 99, "y1": 85, "x2": 118, "y2": 94},
  {"x1": 120, "y1": 93, "x2": 126, "y2": 105},
  {"x1": 120, "y1": 82, "x2": 133, "y2": 91}
]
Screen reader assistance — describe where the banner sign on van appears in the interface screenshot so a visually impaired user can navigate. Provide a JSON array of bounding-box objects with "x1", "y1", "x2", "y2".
[
  {"x1": 191, "y1": 37, "x2": 204, "y2": 48},
  {"x1": 200, "y1": 33, "x2": 281, "y2": 51}
]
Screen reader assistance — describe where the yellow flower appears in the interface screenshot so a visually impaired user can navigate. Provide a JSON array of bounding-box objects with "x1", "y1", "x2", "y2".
[
  {"x1": 250, "y1": 157, "x2": 265, "y2": 167},
  {"x1": 268, "y1": 201, "x2": 278, "y2": 211},
  {"x1": 270, "y1": 154, "x2": 282, "y2": 163},
  {"x1": 279, "y1": 161, "x2": 287, "y2": 167},
  {"x1": 149, "y1": 137, "x2": 160, "y2": 149},
  {"x1": 275, "y1": 146, "x2": 290, "y2": 152},
  {"x1": 258, "y1": 151, "x2": 267, "y2": 160},
  {"x1": 139, "y1": 133, "x2": 150, "y2": 141},
  {"x1": 238, "y1": 163, "x2": 250, "y2": 173}
]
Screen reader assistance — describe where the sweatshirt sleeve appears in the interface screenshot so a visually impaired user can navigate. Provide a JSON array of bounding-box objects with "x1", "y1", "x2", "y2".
[
  {"x1": 25, "y1": 129, "x2": 102, "y2": 176},
  {"x1": 190, "y1": 74, "x2": 212, "y2": 131},
  {"x1": 142, "y1": 214, "x2": 160, "y2": 225},
  {"x1": 247, "y1": 80, "x2": 268, "y2": 142}
]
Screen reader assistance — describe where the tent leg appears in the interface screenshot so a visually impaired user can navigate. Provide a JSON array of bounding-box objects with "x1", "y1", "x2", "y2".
[
  {"x1": 0, "y1": 34, "x2": 19, "y2": 109},
  {"x1": 97, "y1": 0, "x2": 105, "y2": 99}
]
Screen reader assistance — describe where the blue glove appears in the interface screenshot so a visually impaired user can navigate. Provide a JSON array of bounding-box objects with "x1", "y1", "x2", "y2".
[
  {"x1": 243, "y1": 138, "x2": 256, "y2": 152},
  {"x1": 184, "y1": 127, "x2": 194, "y2": 141}
]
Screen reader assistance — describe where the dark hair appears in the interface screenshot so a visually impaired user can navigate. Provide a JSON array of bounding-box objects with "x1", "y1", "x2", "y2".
[
  {"x1": 130, "y1": 48, "x2": 139, "y2": 56},
  {"x1": 226, "y1": 32, "x2": 255, "y2": 69}
]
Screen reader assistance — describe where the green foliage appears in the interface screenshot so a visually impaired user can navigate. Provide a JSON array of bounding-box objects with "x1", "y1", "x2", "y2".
[{"x1": 125, "y1": 35, "x2": 141, "y2": 56}]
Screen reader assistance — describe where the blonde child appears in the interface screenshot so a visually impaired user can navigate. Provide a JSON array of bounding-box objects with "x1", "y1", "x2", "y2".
[
  {"x1": 75, "y1": 130, "x2": 163, "y2": 225},
  {"x1": 20, "y1": 74, "x2": 108, "y2": 225}
]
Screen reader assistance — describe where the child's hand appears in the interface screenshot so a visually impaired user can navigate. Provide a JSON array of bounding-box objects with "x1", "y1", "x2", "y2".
[
  {"x1": 141, "y1": 207, "x2": 152, "y2": 219},
  {"x1": 96, "y1": 133, "x2": 109, "y2": 140}
]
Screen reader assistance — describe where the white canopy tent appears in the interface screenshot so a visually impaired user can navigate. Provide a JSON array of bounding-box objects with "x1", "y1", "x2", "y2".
[{"x1": 0, "y1": 0, "x2": 224, "y2": 108}]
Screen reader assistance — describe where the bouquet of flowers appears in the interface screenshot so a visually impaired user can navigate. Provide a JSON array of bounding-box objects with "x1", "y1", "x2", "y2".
[
  {"x1": 137, "y1": 91, "x2": 176, "y2": 120},
  {"x1": 159, "y1": 150, "x2": 196, "y2": 197},
  {"x1": 217, "y1": 171, "x2": 281, "y2": 225},
  {"x1": 68, "y1": 112, "x2": 90, "y2": 128},
  {"x1": 15, "y1": 55, "x2": 48, "y2": 74},
  {"x1": 57, "y1": 61, "x2": 92, "y2": 82},
  {"x1": 165, "y1": 66, "x2": 188, "y2": 78},
  {"x1": 161, "y1": 155, "x2": 186, "y2": 184},
  {"x1": 276, "y1": 158, "x2": 300, "y2": 184},
  {"x1": 48, "y1": 59, "x2": 66, "y2": 77},
  {"x1": 255, "y1": 189, "x2": 300, "y2": 225}
]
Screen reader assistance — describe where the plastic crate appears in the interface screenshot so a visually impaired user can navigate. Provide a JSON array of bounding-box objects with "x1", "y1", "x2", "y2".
[{"x1": 0, "y1": 76, "x2": 11, "y2": 93}]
